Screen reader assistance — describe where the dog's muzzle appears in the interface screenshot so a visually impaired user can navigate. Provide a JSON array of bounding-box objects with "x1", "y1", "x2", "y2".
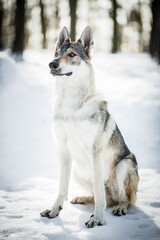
[{"x1": 49, "y1": 60, "x2": 72, "y2": 77}]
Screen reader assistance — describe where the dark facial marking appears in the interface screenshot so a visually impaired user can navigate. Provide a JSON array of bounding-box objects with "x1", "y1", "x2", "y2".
[
  {"x1": 55, "y1": 40, "x2": 89, "y2": 62},
  {"x1": 70, "y1": 42, "x2": 89, "y2": 61},
  {"x1": 56, "y1": 40, "x2": 71, "y2": 57}
]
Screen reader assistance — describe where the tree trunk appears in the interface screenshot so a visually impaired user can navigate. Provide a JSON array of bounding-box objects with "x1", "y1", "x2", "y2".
[
  {"x1": 112, "y1": 0, "x2": 118, "y2": 53},
  {"x1": 69, "y1": 0, "x2": 78, "y2": 41},
  {"x1": 149, "y1": 0, "x2": 160, "y2": 63},
  {"x1": 12, "y1": 0, "x2": 26, "y2": 55},
  {"x1": 39, "y1": 0, "x2": 47, "y2": 48},
  {"x1": 0, "y1": 0, "x2": 4, "y2": 50},
  {"x1": 55, "y1": 0, "x2": 60, "y2": 30},
  {"x1": 137, "y1": 0, "x2": 143, "y2": 52}
]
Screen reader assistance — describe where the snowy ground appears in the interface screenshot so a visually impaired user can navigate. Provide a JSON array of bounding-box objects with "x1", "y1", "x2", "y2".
[{"x1": 0, "y1": 50, "x2": 160, "y2": 240}]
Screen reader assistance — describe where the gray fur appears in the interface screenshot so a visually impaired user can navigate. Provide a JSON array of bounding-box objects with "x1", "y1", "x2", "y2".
[
  {"x1": 55, "y1": 41, "x2": 90, "y2": 62},
  {"x1": 108, "y1": 125, "x2": 137, "y2": 167}
]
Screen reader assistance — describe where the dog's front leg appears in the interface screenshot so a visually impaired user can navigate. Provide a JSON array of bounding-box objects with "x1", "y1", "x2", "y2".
[
  {"x1": 41, "y1": 148, "x2": 72, "y2": 218},
  {"x1": 85, "y1": 156, "x2": 106, "y2": 228}
]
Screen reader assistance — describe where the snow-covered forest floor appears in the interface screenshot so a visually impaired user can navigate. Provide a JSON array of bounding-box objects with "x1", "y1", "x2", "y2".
[{"x1": 0, "y1": 50, "x2": 160, "y2": 240}]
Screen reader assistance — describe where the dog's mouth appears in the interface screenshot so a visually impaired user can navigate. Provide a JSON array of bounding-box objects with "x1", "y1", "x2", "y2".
[{"x1": 50, "y1": 70, "x2": 72, "y2": 77}]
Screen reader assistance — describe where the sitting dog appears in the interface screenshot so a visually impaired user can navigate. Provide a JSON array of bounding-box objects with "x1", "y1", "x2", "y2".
[{"x1": 40, "y1": 26, "x2": 139, "y2": 228}]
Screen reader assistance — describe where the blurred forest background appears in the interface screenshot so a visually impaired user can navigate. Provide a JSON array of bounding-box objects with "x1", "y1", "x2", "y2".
[{"x1": 0, "y1": 0, "x2": 159, "y2": 62}]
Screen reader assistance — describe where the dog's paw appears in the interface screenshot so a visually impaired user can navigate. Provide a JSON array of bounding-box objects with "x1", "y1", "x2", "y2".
[
  {"x1": 48, "y1": 206, "x2": 62, "y2": 218},
  {"x1": 112, "y1": 205, "x2": 127, "y2": 216},
  {"x1": 40, "y1": 209, "x2": 51, "y2": 217},
  {"x1": 71, "y1": 196, "x2": 94, "y2": 204},
  {"x1": 71, "y1": 196, "x2": 85, "y2": 204},
  {"x1": 85, "y1": 214, "x2": 105, "y2": 228},
  {"x1": 40, "y1": 206, "x2": 62, "y2": 218}
]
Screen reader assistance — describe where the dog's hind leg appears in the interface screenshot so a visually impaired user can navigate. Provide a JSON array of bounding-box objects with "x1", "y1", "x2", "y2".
[
  {"x1": 110, "y1": 159, "x2": 139, "y2": 216},
  {"x1": 71, "y1": 196, "x2": 94, "y2": 204},
  {"x1": 112, "y1": 161, "x2": 130, "y2": 216}
]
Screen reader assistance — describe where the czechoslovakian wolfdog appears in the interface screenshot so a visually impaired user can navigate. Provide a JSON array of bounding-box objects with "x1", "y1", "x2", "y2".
[{"x1": 40, "y1": 26, "x2": 139, "y2": 228}]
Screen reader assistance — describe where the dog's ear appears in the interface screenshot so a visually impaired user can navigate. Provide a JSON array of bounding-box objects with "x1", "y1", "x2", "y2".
[
  {"x1": 56, "y1": 27, "x2": 70, "y2": 49},
  {"x1": 78, "y1": 26, "x2": 94, "y2": 59}
]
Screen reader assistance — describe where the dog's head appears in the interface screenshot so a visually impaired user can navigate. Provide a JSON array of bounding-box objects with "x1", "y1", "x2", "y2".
[{"x1": 49, "y1": 26, "x2": 94, "y2": 77}]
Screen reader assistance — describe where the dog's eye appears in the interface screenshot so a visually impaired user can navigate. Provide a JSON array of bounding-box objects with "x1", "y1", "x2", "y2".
[{"x1": 68, "y1": 52, "x2": 76, "y2": 57}]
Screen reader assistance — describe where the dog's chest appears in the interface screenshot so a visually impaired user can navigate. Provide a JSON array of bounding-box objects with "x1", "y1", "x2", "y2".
[
  {"x1": 54, "y1": 88, "x2": 103, "y2": 172},
  {"x1": 56, "y1": 116, "x2": 98, "y2": 158},
  {"x1": 55, "y1": 117, "x2": 98, "y2": 182}
]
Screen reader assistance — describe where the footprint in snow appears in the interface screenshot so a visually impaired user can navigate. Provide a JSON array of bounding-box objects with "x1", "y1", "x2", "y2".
[
  {"x1": 5, "y1": 215, "x2": 23, "y2": 219},
  {"x1": 150, "y1": 202, "x2": 160, "y2": 208},
  {"x1": 0, "y1": 206, "x2": 6, "y2": 209},
  {"x1": 138, "y1": 223, "x2": 149, "y2": 228}
]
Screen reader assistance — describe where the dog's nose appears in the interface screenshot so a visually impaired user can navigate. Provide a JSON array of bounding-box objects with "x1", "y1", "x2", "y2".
[{"x1": 49, "y1": 60, "x2": 59, "y2": 69}]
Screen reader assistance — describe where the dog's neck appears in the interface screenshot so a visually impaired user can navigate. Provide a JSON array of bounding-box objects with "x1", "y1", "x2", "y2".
[{"x1": 54, "y1": 64, "x2": 95, "y2": 116}]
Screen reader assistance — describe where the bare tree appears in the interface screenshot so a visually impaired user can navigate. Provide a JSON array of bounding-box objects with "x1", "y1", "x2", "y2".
[
  {"x1": 55, "y1": 0, "x2": 60, "y2": 30},
  {"x1": 39, "y1": 0, "x2": 47, "y2": 48},
  {"x1": 109, "y1": 0, "x2": 121, "y2": 53},
  {"x1": 69, "y1": 0, "x2": 78, "y2": 41},
  {"x1": 0, "y1": 0, "x2": 4, "y2": 50},
  {"x1": 112, "y1": 0, "x2": 118, "y2": 53},
  {"x1": 129, "y1": 6, "x2": 143, "y2": 52},
  {"x1": 12, "y1": 0, "x2": 26, "y2": 57},
  {"x1": 52, "y1": 0, "x2": 60, "y2": 44},
  {"x1": 149, "y1": 0, "x2": 160, "y2": 63}
]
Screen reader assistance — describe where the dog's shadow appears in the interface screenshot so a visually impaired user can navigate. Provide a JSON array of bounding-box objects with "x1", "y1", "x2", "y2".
[
  {"x1": 71, "y1": 203, "x2": 160, "y2": 239},
  {"x1": 36, "y1": 203, "x2": 160, "y2": 240}
]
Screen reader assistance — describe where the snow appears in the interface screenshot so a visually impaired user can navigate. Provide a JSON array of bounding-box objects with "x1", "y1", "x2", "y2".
[{"x1": 0, "y1": 50, "x2": 160, "y2": 240}]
